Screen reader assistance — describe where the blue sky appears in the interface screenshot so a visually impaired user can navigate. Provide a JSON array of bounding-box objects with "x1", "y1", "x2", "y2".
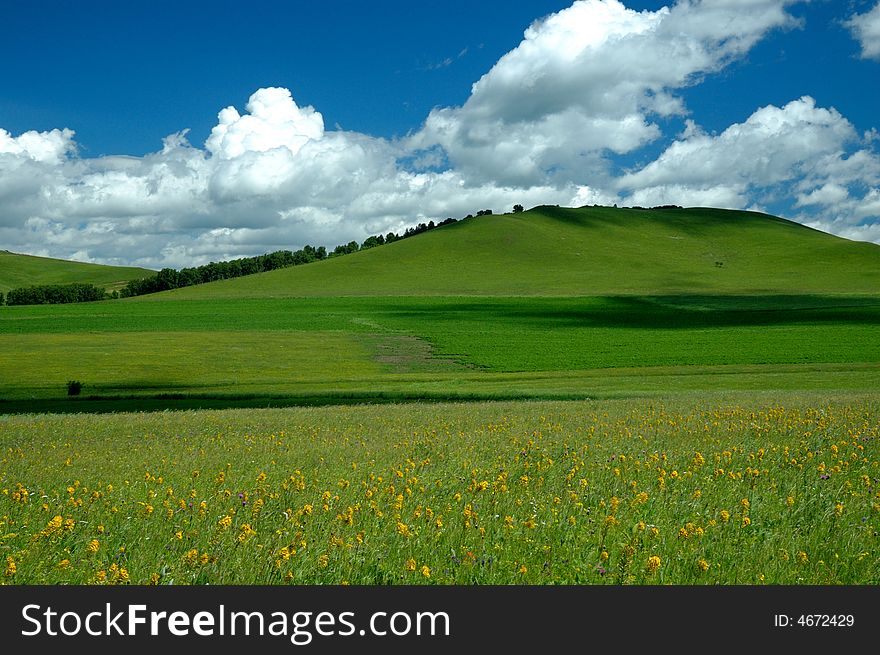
[
  {"x1": 1, "y1": 0, "x2": 879, "y2": 267},
  {"x1": 1, "y1": 0, "x2": 579, "y2": 155}
]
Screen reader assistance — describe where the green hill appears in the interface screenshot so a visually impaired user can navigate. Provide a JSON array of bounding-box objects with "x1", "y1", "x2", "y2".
[
  {"x1": 155, "y1": 206, "x2": 880, "y2": 299},
  {"x1": 3, "y1": 205, "x2": 880, "y2": 410},
  {"x1": 0, "y1": 250, "x2": 153, "y2": 294}
]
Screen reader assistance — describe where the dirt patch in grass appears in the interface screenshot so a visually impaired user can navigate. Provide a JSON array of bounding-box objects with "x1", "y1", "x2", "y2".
[{"x1": 360, "y1": 334, "x2": 473, "y2": 373}]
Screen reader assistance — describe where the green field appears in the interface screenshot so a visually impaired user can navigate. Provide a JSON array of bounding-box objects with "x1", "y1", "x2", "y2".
[
  {"x1": 0, "y1": 250, "x2": 153, "y2": 294},
  {"x1": 1, "y1": 295, "x2": 879, "y2": 409},
  {"x1": 2, "y1": 205, "x2": 880, "y2": 408},
  {"x1": 2, "y1": 205, "x2": 879, "y2": 585}
]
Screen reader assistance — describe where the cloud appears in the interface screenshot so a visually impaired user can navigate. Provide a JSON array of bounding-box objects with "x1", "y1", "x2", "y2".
[
  {"x1": 795, "y1": 183, "x2": 849, "y2": 208},
  {"x1": 619, "y1": 97, "x2": 857, "y2": 191},
  {"x1": 0, "y1": 127, "x2": 76, "y2": 164},
  {"x1": 205, "y1": 87, "x2": 324, "y2": 160},
  {"x1": 845, "y1": 1, "x2": 880, "y2": 60},
  {"x1": 410, "y1": 0, "x2": 800, "y2": 186},
  {"x1": 617, "y1": 96, "x2": 880, "y2": 207},
  {"x1": 618, "y1": 96, "x2": 880, "y2": 232}
]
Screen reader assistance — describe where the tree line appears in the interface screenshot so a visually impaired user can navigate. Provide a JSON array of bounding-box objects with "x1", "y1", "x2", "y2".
[
  {"x1": 118, "y1": 246, "x2": 327, "y2": 297},
  {"x1": 0, "y1": 208, "x2": 500, "y2": 305},
  {"x1": 116, "y1": 213, "x2": 475, "y2": 299},
  {"x1": 3, "y1": 282, "x2": 106, "y2": 306}
]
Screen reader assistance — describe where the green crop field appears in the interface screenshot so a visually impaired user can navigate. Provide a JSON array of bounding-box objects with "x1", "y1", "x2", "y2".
[
  {"x1": 1, "y1": 295, "x2": 880, "y2": 408},
  {"x1": 2, "y1": 205, "x2": 879, "y2": 584},
  {"x1": 0, "y1": 250, "x2": 153, "y2": 294}
]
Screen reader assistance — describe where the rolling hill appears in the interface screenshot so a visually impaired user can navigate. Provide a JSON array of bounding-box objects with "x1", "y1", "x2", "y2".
[
  {"x1": 3, "y1": 204, "x2": 880, "y2": 410},
  {"x1": 0, "y1": 250, "x2": 154, "y2": 294},
  {"x1": 153, "y1": 205, "x2": 880, "y2": 299}
]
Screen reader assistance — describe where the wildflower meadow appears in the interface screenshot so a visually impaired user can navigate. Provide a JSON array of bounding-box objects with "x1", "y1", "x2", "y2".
[{"x1": 2, "y1": 393, "x2": 877, "y2": 585}]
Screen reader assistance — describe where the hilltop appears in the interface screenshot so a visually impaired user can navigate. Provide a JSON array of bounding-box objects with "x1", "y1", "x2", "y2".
[
  {"x1": 0, "y1": 250, "x2": 153, "y2": 294},
  {"x1": 153, "y1": 205, "x2": 880, "y2": 299}
]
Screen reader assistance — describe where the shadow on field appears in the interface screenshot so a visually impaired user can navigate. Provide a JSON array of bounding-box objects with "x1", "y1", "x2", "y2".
[
  {"x1": 0, "y1": 390, "x2": 598, "y2": 415},
  {"x1": 385, "y1": 295, "x2": 880, "y2": 329}
]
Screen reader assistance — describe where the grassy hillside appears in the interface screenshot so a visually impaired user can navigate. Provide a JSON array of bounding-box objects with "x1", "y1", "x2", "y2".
[
  {"x1": 3, "y1": 205, "x2": 880, "y2": 410},
  {"x1": 0, "y1": 250, "x2": 153, "y2": 294},
  {"x1": 154, "y1": 206, "x2": 880, "y2": 299}
]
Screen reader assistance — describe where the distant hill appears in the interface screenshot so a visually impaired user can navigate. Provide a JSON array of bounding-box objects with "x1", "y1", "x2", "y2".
[
  {"x1": 0, "y1": 250, "x2": 154, "y2": 294},
  {"x1": 153, "y1": 205, "x2": 880, "y2": 299}
]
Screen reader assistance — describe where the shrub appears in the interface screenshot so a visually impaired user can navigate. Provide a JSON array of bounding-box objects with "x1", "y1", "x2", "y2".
[{"x1": 66, "y1": 381, "x2": 83, "y2": 396}]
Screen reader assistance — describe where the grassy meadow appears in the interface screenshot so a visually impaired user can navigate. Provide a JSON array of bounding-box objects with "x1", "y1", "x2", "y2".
[
  {"x1": 1, "y1": 294, "x2": 879, "y2": 408},
  {"x1": 2, "y1": 206, "x2": 880, "y2": 584},
  {"x1": 0, "y1": 250, "x2": 153, "y2": 294},
  {"x1": 2, "y1": 395, "x2": 878, "y2": 584}
]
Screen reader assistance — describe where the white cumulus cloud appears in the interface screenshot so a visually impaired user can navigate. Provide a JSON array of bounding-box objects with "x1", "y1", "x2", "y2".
[
  {"x1": 619, "y1": 97, "x2": 857, "y2": 191},
  {"x1": 846, "y1": 1, "x2": 880, "y2": 60},
  {"x1": 618, "y1": 96, "x2": 880, "y2": 233},
  {"x1": 411, "y1": 0, "x2": 800, "y2": 186},
  {"x1": 0, "y1": 127, "x2": 76, "y2": 164},
  {"x1": 205, "y1": 87, "x2": 324, "y2": 159}
]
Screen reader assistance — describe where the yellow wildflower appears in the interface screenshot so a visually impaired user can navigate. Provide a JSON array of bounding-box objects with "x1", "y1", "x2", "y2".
[{"x1": 237, "y1": 524, "x2": 256, "y2": 543}]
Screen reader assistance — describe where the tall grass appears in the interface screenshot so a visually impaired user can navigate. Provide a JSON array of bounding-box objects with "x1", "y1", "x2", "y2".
[{"x1": 2, "y1": 394, "x2": 877, "y2": 584}]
